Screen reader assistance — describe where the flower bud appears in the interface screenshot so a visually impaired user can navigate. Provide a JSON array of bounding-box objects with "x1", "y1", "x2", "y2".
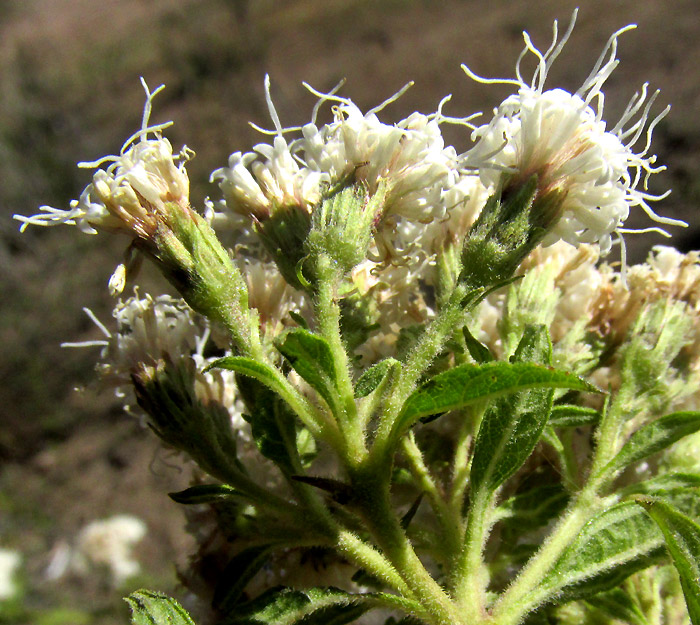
[{"x1": 132, "y1": 358, "x2": 244, "y2": 484}]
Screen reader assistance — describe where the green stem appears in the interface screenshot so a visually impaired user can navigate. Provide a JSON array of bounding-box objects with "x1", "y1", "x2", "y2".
[
  {"x1": 335, "y1": 530, "x2": 414, "y2": 598},
  {"x1": 588, "y1": 389, "x2": 632, "y2": 483},
  {"x1": 490, "y1": 390, "x2": 628, "y2": 624},
  {"x1": 352, "y1": 462, "x2": 465, "y2": 625},
  {"x1": 454, "y1": 487, "x2": 492, "y2": 616},
  {"x1": 374, "y1": 284, "x2": 469, "y2": 457},
  {"x1": 490, "y1": 485, "x2": 604, "y2": 625},
  {"x1": 315, "y1": 254, "x2": 366, "y2": 463},
  {"x1": 402, "y1": 434, "x2": 462, "y2": 563},
  {"x1": 449, "y1": 404, "x2": 485, "y2": 518}
]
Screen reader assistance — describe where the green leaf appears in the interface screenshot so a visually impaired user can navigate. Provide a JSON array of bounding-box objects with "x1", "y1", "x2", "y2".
[
  {"x1": 604, "y1": 411, "x2": 700, "y2": 476},
  {"x1": 355, "y1": 358, "x2": 399, "y2": 398},
  {"x1": 226, "y1": 587, "x2": 370, "y2": 625},
  {"x1": 538, "y1": 501, "x2": 665, "y2": 605},
  {"x1": 206, "y1": 357, "x2": 286, "y2": 397},
  {"x1": 549, "y1": 404, "x2": 600, "y2": 427},
  {"x1": 168, "y1": 484, "x2": 246, "y2": 505},
  {"x1": 585, "y1": 587, "x2": 649, "y2": 625},
  {"x1": 275, "y1": 329, "x2": 340, "y2": 414},
  {"x1": 540, "y1": 481, "x2": 700, "y2": 604},
  {"x1": 498, "y1": 484, "x2": 569, "y2": 532},
  {"x1": 125, "y1": 589, "x2": 196, "y2": 625},
  {"x1": 237, "y1": 375, "x2": 299, "y2": 474},
  {"x1": 637, "y1": 497, "x2": 700, "y2": 624},
  {"x1": 470, "y1": 326, "x2": 556, "y2": 493},
  {"x1": 462, "y1": 325, "x2": 494, "y2": 363},
  {"x1": 214, "y1": 546, "x2": 273, "y2": 614},
  {"x1": 620, "y1": 473, "x2": 700, "y2": 497},
  {"x1": 289, "y1": 310, "x2": 309, "y2": 329},
  {"x1": 394, "y1": 358, "x2": 598, "y2": 438}
]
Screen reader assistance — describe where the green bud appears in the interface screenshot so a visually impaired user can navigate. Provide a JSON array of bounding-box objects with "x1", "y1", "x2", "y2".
[
  {"x1": 132, "y1": 358, "x2": 244, "y2": 484},
  {"x1": 460, "y1": 175, "x2": 567, "y2": 290},
  {"x1": 143, "y1": 202, "x2": 253, "y2": 352},
  {"x1": 619, "y1": 299, "x2": 693, "y2": 413},
  {"x1": 305, "y1": 181, "x2": 386, "y2": 276}
]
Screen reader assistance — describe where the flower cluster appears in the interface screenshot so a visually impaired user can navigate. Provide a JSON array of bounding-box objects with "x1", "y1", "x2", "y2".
[
  {"x1": 16, "y1": 80, "x2": 192, "y2": 241},
  {"x1": 210, "y1": 76, "x2": 479, "y2": 266},
  {"x1": 14, "y1": 11, "x2": 700, "y2": 625},
  {"x1": 462, "y1": 10, "x2": 684, "y2": 255}
]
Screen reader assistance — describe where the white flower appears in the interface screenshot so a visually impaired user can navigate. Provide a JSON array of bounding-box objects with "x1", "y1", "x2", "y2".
[
  {"x1": 15, "y1": 79, "x2": 192, "y2": 239},
  {"x1": 300, "y1": 87, "x2": 457, "y2": 223},
  {"x1": 300, "y1": 84, "x2": 475, "y2": 262},
  {"x1": 63, "y1": 291, "x2": 204, "y2": 393},
  {"x1": 72, "y1": 515, "x2": 146, "y2": 585},
  {"x1": 462, "y1": 10, "x2": 685, "y2": 254},
  {"x1": 243, "y1": 261, "x2": 309, "y2": 338},
  {"x1": 0, "y1": 549, "x2": 21, "y2": 601},
  {"x1": 210, "y1": 75, "x2": 324, "y2": 221},
  {"x1": 211, "y1": 77, "x2": 478, "y2": 264},
  {"x1": 64, "y1": 293, "x2": 259, "y2": 458},
  {"x1": 210, "y1": 139, "x2": 323, "y2": 222}
]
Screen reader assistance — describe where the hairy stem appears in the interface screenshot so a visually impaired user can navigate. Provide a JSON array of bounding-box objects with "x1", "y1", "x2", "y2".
[
  {"x1": 352, "y1": 461, "x2": 465, "y2": 625},
  {"x1": 315, "y1": 254, "x2": 367, "y2": 463}
]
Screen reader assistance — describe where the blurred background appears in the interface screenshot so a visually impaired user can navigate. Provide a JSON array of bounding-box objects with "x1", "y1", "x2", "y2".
[{"x1": 1, "y1": 0, "x2": 699, "y2": 622}]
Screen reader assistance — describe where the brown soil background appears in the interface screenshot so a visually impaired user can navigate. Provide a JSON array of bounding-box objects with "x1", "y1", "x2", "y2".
[{"x1": 1, "y1": 0, "x2": 699, "y2": 622}]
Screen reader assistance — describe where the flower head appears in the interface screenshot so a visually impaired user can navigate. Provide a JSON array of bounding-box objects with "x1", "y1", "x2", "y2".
[
  {"x1": 15, "y1": 79, "x2": 192, "y2": 241},
  {"x1": 462, "y1": 10, "x2": 685, "y2": 254},
  {"x1": 211, "y1": 76, "x2": 477, "y2": 265}
]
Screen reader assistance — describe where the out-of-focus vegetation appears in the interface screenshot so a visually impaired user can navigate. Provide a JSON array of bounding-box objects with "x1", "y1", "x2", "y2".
[{"x1": 1, "y1": 0, "x2": 700, "y2": 622}]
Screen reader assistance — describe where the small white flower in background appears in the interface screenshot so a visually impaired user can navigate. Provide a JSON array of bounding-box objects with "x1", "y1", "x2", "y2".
[
  {"x1": 462, "y1": 9, "x2": 686, "y2": 255},
  {"x1": 0, "y1": 548, "x2": 21, "y2": 601},
  {"x1": 71, "y1": 515, "x2": 146, "y2": 586},
  {"x1": 14, "y1": 79, "x2": 192, "y2": 240}
]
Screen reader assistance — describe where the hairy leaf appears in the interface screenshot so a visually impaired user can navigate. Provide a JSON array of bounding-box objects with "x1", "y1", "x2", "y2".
[
  {"x1": 537, "y1": 486, "x2": 700, "y2": 607},
  {"x1": 355, "y1": 358, "x2": 399, "y2": 398},
  {"x1": 549, "y1": 404, "x2": 601, "y2": 428},
  {"x1": 586, "y1": 587, "x2": 648, "y2": 625},
  {"x1": 470, "y1": 326, "x2": 555, "y2": 493},
  {"x1": 498, "y1": 484, "x2": 569, "y2": 532},
  {"x1": 539, "y1": 502, "x2": 665, "y2": 605},
  {"x1": 605, "y1": 411, "x2": 700, "y2": 476},
  {"x1": 620, "y1": 473, "x2": 700, "y2": 497},
  {"x1": 225, "y1": 587, "x2": 370, "y2": 625},
  {"x1": 395, "y1": 359, "x2": 598, "y2": 437},
  {"x1": 637, "y1": 497, "x2": 700, "y2": 624},
  {"x1": 206, "y1": 357, "x2": 286, "y2": 397},
  {"x1": 125, "y1": 590, "x2": 196, "y2": 625},
  {"x1": 275, "y1": 329, "x2": 340, "y2": 414},
  {"x1": 462, "y1": 325, "x2": 494, "y2": 363}
]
